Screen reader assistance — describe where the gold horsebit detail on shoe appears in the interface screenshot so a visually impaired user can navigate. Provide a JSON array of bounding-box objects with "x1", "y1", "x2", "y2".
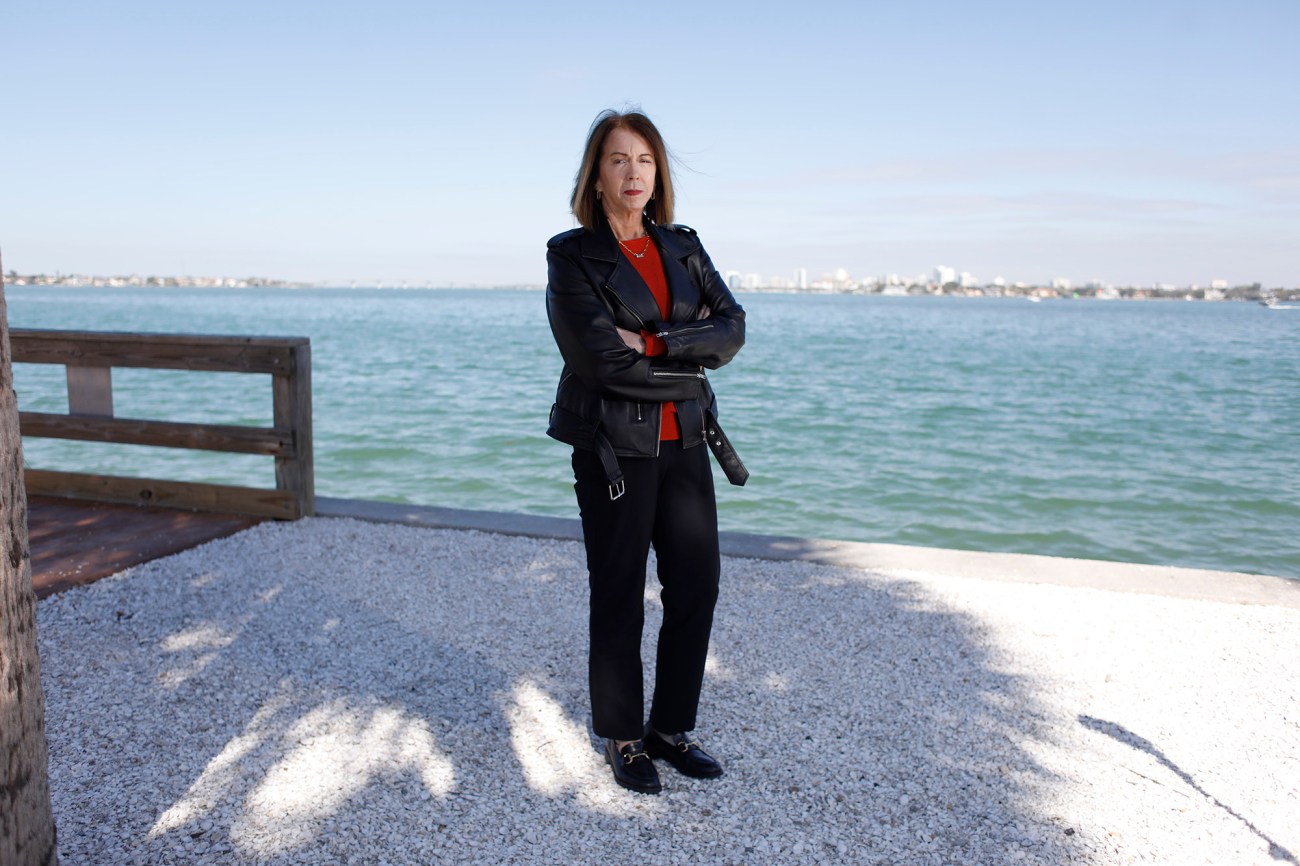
[
  {"x1": 676, "y1": 739, "x2": 702, "y2": 752},
  {"x1": 623, "y1": 749, "x2": 650, "y2": 764}
]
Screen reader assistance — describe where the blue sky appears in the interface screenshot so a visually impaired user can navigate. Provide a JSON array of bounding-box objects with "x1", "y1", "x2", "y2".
[{"x1": 4, "y1": 0, "x2": 1297, "y2": 287}]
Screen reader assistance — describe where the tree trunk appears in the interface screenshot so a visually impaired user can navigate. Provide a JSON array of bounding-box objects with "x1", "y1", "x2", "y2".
[{"x1": 1, "y1": 268, "x2": 60, "y2": 865}]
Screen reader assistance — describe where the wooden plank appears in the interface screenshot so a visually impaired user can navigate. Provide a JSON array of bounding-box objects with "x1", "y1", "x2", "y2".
[
  {"x1": 10, "y1": 329, "x2": 308, "y2": 375},
  {"x1": 273, "y1": 342, "x2": 314, "y2": 516},
  {"x1": 18, "y1": 411, "x2": 295, "y2": 455},
  {"x1": 27, "y1": 495, "x2": 263, "y2": 598},
  {"x1": 67, "y1": 366, "x2": 114, "y2": 416},
  {"x1": 25, "y1": 469, "x2": 301, "y2": 519}
]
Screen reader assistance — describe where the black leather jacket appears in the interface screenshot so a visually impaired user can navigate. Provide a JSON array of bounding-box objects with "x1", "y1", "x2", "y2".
[{"x1": 546, "y1": 218, "x2": 746, "y2": 471}]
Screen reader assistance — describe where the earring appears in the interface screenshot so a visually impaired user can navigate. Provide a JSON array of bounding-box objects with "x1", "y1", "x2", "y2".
[{"x1": 597, "y1": 190, "x2": 603, "y2": 200}]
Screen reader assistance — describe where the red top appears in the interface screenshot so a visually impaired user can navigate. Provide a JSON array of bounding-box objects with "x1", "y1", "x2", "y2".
[{"x1": 619, "y1": 235, "x2": 680, "y2": 441}]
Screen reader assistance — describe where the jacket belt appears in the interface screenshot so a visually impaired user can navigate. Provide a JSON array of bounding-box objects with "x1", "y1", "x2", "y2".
[
  {"x1": 592, "y1": 429, "x2": 626, "y2": 500},
  {"x1": 704, "y1": 410, "x2": 748, "y2": 487},
  {"x1": 592, "y1": 413, "x2": 747, "y2": 501}
]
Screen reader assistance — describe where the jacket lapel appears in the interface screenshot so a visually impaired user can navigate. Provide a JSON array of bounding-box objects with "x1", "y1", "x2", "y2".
[
  {"x1": 651, "y1": 223, "x2": 702, "y2": 323},
  {"x1": 581, "y1": 219, "x2": 704, "y2": 328},
  {"x1": 580, "y1": 220, "x2": 660, "y2": 328}
]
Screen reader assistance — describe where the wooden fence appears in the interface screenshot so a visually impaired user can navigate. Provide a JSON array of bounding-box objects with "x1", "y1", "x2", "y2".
[{"x1": 11, "y1": 329, "x2": 313, "y2": 519}]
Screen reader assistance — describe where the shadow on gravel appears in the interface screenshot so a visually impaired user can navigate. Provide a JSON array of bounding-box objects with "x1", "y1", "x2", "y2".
[
  {"x1": 1079, "y1": 715, "x2": 1298, "y2": 864},
  {"x1": 38, "y1": 518, "x2": 1091, "y2": 865}
]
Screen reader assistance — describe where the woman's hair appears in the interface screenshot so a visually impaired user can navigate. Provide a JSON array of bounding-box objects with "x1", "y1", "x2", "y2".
[{"x1": 571, "y1": 109, "x2": 675, "y2": 230}]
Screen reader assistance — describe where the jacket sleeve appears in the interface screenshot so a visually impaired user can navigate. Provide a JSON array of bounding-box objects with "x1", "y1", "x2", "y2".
[
  {"x1": 546, "y1": 245, "x2": 704, "y2": 403},
  {"x1": 655, "y1": 242, "x2": 746, "y2": 369}
]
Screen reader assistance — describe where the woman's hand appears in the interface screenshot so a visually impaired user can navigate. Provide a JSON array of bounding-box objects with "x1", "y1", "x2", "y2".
[{"x1": 616, "y1": 326, "x2": 647, "y2": 354}]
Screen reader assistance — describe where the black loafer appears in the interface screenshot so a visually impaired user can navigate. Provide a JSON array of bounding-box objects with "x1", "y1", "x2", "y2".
[
  {"x1": 604, "y1": 739, "x2": 662, "y2": 794},
  {"x1": 645, "y1": 731, "x2": 723, "y2": 779}
]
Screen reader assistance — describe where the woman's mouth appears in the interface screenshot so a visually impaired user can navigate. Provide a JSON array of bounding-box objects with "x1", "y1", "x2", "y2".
[{"x1": 624, "y1": 189, "x2": 643, "y2": 197}]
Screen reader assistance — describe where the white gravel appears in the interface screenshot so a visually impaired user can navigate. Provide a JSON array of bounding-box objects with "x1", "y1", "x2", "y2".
[{"x1": 36, "y1": 517, "x2": 1300, "y2": 865}]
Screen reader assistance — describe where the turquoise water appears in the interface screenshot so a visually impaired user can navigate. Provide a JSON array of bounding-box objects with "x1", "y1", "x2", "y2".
[{"x1": 7, "y1": 286, "x2": 1299, "y2": 580}]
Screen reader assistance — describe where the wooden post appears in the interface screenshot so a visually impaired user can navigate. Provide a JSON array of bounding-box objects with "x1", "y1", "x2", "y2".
[
  {"x1": 66, "y1": 366, "x2": 113, "y2": 416},
  {"x1": 273, "y1": 342, "x2": 314, "y2": 517}
]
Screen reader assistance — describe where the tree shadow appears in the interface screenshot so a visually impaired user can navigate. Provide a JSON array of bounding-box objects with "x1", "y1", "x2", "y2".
[
  {"x1": 1079, "y1": 715, "x2": 1298, "y2": 864},
  {"x1": 37, "y1": 517, "x2": 1110, "y2": 864}
]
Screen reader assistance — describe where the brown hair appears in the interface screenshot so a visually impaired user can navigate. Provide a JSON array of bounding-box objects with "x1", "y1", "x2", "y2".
[{"x1": 570, "y1": 109, "x2": 675, "y2": 230}]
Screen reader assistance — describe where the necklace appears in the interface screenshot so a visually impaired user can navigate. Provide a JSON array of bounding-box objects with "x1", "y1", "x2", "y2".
[{"x1": 618, "y1": 236, "x2": 652, "y2": 259}]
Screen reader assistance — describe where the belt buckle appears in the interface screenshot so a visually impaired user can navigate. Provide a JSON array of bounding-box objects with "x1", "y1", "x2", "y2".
[{"x1": 608, "y1": 479, "x2": 626, "y2": 501}]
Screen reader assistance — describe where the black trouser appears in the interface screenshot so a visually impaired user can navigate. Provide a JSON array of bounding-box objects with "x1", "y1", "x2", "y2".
[{"x1": 571, "y1": 440, "x2": 721, "y2": 741}]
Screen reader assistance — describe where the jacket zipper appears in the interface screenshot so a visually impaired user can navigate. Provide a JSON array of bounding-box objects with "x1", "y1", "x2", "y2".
[
  {"x1": 651, "y1": 370, "x2": 705, "y2": 380},
  {"x1": 657, "y1": 323, "x2": 711, "y2": 339}
]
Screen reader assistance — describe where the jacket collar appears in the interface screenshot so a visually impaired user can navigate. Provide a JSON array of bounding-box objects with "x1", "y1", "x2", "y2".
[
  {"x1": 578, "y1": 217, "x2": 621, "y2": 263},
  {"x1": 578, "y1": 216, "x2": 700, "y2": 263},
  {"x1": 648, "y1": 221, "x2": 700, "y2": 262}
]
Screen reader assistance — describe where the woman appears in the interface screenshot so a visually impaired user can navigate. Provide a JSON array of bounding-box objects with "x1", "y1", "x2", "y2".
[{"x1": 546, "y1": 109, "x2": 747, "y2": 795}]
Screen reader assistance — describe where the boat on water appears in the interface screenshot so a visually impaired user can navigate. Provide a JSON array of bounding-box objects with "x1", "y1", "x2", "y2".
[{"x1": 1260, "y1": 298, "x2": 1296, "y2": 310}]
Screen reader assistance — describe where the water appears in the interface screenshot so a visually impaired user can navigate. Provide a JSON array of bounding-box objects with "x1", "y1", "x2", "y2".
[{"x1": 7, "y1": 286, "x2": 1299, "y2": 580}]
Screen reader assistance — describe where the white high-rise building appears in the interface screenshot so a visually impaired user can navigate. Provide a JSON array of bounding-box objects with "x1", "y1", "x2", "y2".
[
  {"x1": 934, "y1": 265, "x2": 956, "y2": 285},
  {"x1": 795, "y1": 268, "x2": 808, "y2": 289}
]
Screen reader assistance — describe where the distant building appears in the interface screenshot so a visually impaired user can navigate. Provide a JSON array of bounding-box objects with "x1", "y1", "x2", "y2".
[
  {"x1": 934, "y1": 265, "x2": 956, "y2": 285},
  {"x1": 1051, "y1": 277, "x2": 1072, "y2": 291}
]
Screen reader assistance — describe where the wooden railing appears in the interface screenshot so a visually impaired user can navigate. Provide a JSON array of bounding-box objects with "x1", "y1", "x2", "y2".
[{"x1": 11, "y1": 329, "x2": 313, "y2": 519}]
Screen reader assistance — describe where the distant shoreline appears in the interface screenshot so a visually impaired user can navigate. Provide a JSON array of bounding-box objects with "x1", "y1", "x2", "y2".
[{"x1": 6, "y1": 275, "x2": 1298, "y2": 303}]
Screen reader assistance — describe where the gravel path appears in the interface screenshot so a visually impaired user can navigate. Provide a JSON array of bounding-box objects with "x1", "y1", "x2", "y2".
[{"x1": 37, "y1": 517, "x2": 1300, "y2": 865}]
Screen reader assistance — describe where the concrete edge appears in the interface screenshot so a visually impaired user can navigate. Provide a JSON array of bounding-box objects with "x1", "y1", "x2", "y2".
[{"x1": 314, "y1": 497, "x2": 1300, "y2": 610}]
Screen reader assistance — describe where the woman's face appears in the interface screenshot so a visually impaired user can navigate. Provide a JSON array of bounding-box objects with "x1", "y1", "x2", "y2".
[{"x1": 595, "y1": 128, "x2": 656, "y2": 219}]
